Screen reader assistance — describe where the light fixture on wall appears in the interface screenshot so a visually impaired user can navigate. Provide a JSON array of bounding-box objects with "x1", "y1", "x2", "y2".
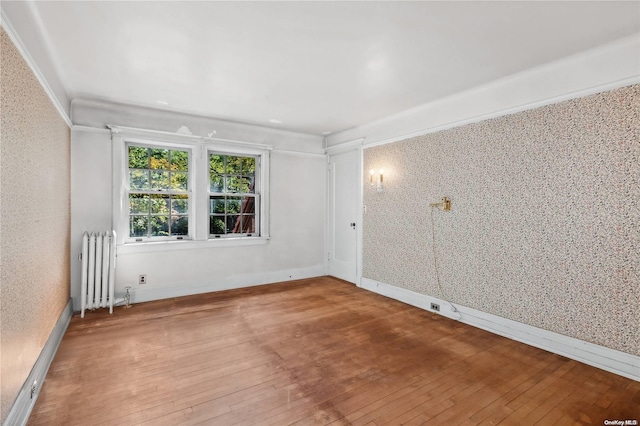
[{"x1": 370, "y1": 169, "x2": 384, "y2": 192}]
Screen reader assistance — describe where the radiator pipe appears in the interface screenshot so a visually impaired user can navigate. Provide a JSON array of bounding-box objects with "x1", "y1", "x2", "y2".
[{"x1": 112, "y1": 297, "x2": 127, "y2": 307}]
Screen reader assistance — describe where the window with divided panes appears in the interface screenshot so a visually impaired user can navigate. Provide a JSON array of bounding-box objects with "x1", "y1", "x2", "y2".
[
  {"x1": 209, "y1": 153, "x2": 258, "y2": 237},
  {"x1": 128, "y1": 145, "x2": 189, "y2": 239}
]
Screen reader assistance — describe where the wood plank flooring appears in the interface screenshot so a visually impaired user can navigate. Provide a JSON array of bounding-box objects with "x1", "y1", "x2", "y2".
[{"x1": 28, "y1": 277, "x2": 639, "y2": 425}]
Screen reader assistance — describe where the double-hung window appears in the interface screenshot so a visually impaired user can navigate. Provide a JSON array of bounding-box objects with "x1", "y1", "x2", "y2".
[
  {"x1": 209, "y1": 153, "x2": 259, "y2": 237},
  {"x1": 127, "y1": 144, "x2": 191, "y2": 240},
  {"x1": 112, "y1": 126, "x2": 270, "y2": 249}
]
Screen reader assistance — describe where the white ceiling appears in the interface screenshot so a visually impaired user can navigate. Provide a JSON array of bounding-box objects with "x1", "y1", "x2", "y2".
[{"x1": 21, "y1": 1, "x2": 640, "y2": 135}]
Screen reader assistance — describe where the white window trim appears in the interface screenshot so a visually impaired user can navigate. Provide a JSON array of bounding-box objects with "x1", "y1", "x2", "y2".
[
  {"x1": 110, "y1": 125, "x2": 271, "y2": 251},
  {"x1": 124, "y1": 138, "x2": 195, "y2": 242},
  {"x1": 205, "y1": 147, "x2": 266, "y2": 240}
]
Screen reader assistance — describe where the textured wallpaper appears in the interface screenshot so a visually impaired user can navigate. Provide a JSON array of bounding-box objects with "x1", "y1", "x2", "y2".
[
  {"x1": 363, "y1": 84, "x2": 639, "y2": 356},
  {"x1": 1, "y1": 28, "x2": 70, "y2": 421}
]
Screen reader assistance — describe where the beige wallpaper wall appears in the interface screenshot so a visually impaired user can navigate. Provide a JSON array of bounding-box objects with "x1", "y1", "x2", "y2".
[
  {"x1": 363, "y1": 84, "x2": 639, "y2": 356},
  {"x1": 1, "y1": 28, "x2": 70, "y2": 422}
]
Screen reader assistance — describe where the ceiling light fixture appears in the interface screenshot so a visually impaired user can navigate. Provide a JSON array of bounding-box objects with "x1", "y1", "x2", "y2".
[
  {"x1": 269, "y1": 119, "x2": 282, "y2": 124},
  {"x1": 156, "y1": 100, "x2": 169, "y2": 105}
]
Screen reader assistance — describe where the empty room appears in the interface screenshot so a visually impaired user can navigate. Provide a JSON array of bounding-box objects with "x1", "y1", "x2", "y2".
[{"x1": 1, "y1": 1, "x2": 639, "y2": 425}]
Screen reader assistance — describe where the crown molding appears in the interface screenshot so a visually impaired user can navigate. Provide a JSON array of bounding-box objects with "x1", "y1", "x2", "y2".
[
  {"x1": 324, "y1": 138, "x2": 364, "y2": 155},
  {"x1": 71, "y1": 125, "x2": 111, "y2": 135},
  {"x1": 107, "y1": 124, "x2": 274, "y2": 151}
]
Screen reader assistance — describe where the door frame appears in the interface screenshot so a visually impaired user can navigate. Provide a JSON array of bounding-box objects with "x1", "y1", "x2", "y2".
[{"x1": 325, "y1": 138, "x2": 364, "y2": 286}]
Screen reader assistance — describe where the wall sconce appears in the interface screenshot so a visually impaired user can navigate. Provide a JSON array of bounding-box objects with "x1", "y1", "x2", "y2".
[{"x1": 370, "y1": 169, "x2": 384, "y2": 192}]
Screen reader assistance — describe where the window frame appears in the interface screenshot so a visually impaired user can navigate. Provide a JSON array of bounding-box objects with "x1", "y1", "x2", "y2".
[
  {"x1": 125, "y1": 141, "x2": 194, "y2": 242},
  {"x1": 111, "y1": 126, "x2": 271, "y2": 251},
  {"x1": 208, "y1": 151, "x2": 261, "y2": 239}
]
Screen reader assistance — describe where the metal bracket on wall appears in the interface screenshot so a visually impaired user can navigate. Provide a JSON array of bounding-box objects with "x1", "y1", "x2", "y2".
[{"x1": 429, "y1": 197, "x2": 451, "y2": 211}]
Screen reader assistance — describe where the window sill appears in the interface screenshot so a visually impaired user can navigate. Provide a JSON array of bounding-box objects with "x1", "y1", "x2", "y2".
[{"x1": 117, "y1": 237, "x2": 270, "y2": 254}]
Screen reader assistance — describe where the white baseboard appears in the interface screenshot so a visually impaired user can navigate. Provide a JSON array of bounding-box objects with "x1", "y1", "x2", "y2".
[
  {"x1": 126, "y1": 265, "x2": 327, "y2": 304},
  {"x1": 3, "y1": 299, "x2": 73, "y2": 426},
  {"x1": 360, "y1": 278, "x2": 640, "y2": 382}
]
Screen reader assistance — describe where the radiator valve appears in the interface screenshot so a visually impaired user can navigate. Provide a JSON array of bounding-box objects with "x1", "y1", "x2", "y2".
[{"x1": 124, "y1": 286, "x2": 131, "y2": 309}]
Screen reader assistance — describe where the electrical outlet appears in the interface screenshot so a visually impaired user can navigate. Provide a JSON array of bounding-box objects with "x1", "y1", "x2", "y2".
[
  {"x1": 30, "y1": 380, "x2": 37, "y2": 399},
  {"x1": 139, "y1": 274, "x2": 147, "y2": 285},
  {"x1": 430, "y1": 303, "x2": 440, "y2": 312}
]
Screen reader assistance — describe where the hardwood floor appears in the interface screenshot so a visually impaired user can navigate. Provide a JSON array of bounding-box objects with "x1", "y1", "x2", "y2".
[{"x1": 29, "y1": 277, "x2": 638, "y2": 425}]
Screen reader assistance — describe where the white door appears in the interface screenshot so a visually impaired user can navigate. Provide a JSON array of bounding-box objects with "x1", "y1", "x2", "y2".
[{"x1": 328, "y1": 149, "x2": 358, "y2": 283}]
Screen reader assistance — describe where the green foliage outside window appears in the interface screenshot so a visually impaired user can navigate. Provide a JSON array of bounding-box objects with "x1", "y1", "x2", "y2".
[
  {"x1": 209, "y1": 154, "x2": 257, "y2": 236},
  {"x1": 128, "y1": 145, "x2": 189, "y2": 238}
]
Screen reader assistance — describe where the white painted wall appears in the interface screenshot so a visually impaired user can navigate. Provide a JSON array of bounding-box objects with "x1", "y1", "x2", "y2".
[
  {"x1": 70, "y1": 102, "x2": 326, "y2": 311},
  {"x1": 70, "y1": 128, "x2": 112, "y2": 311},
  {"x1": 325, "y1": 33, "x2": 640, "y2": 148}
]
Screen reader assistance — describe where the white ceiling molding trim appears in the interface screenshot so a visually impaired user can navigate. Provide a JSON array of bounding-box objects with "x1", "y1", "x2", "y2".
[
  {"x1": 72, "y1": 99, "x2": 324, "y2": 154},
  {"x1": 107, "y1": 124, "x2": 274, "y2": 151},
  {"x1": 0, "y1": 9, "x2": 72, "y2": 128},
  {"x1": 71, "y1": 125, "x2": 111, "y2": 135},
  {"x1": 324, "y1": 138, "x2": 365, "y2": 156},
  {"x1": 272, "y1": 149, "x2": 326, "y2": 158},
  {"x1": 328, "y1": 33, "x2": 640, "y2": 149}
]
